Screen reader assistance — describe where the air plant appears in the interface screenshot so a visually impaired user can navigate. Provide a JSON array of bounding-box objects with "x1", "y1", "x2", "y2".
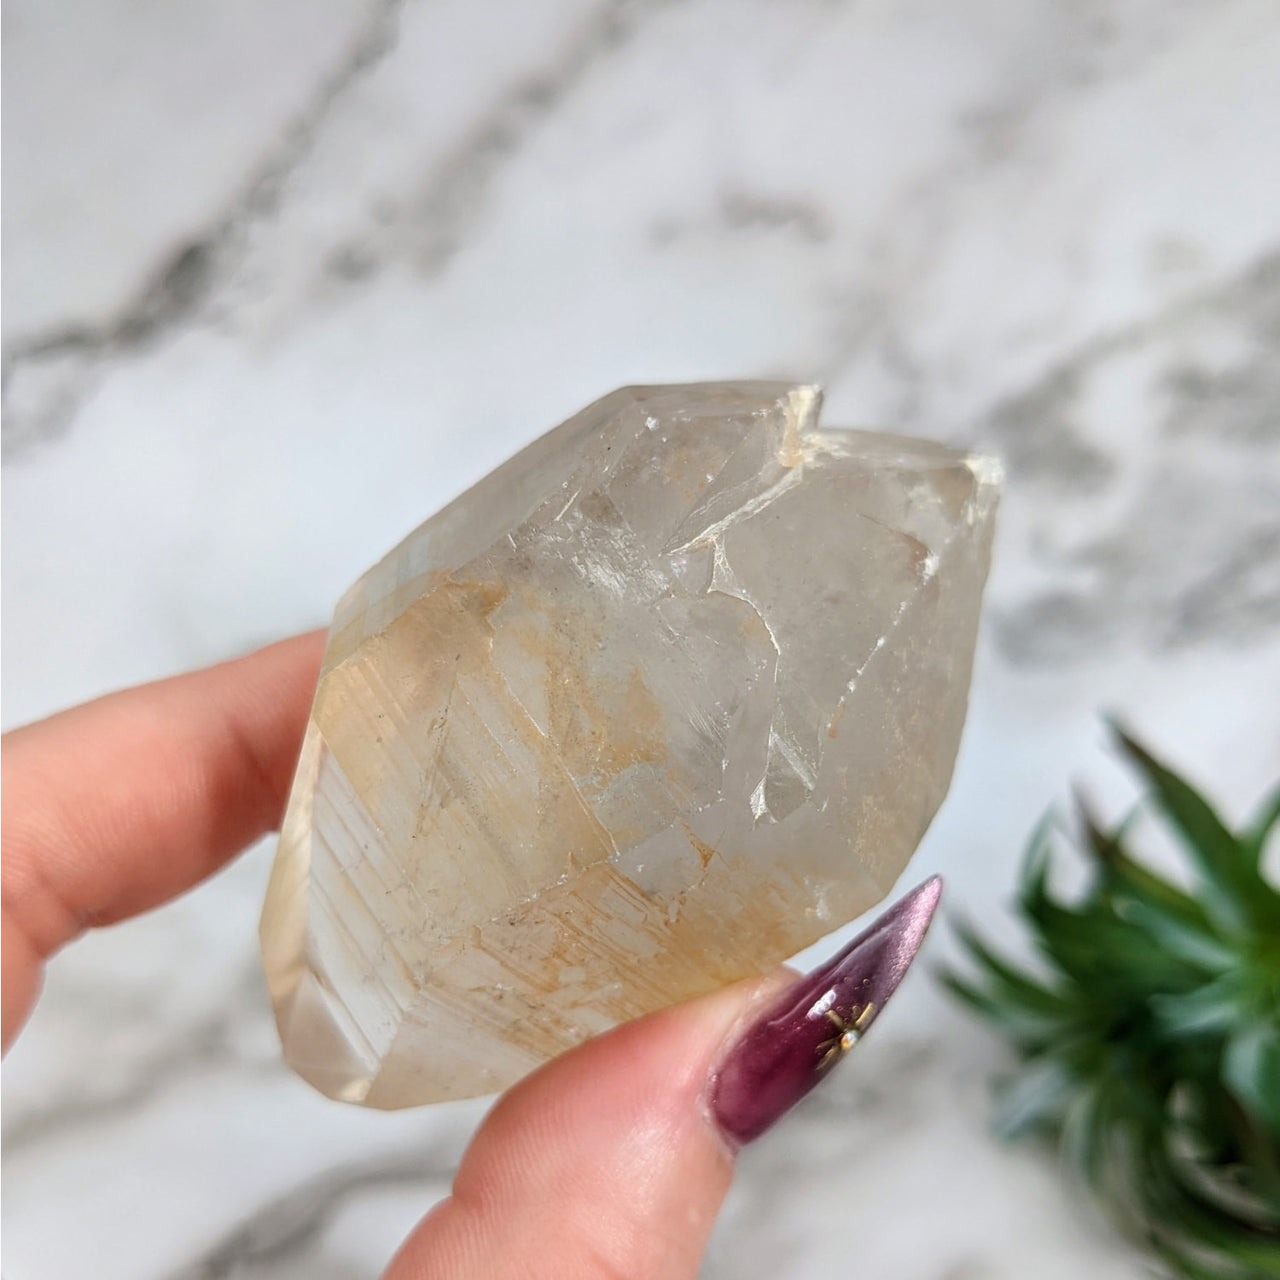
[{"x1": 944, "y1": 726, "x2": 1280, "y2": 1280}]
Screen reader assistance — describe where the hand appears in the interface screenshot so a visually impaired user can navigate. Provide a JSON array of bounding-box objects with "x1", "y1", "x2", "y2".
[
  {"x1": 0, "y1": 635, "x2": 763, "y2": 1279},
  {"x1": 2, "y1": 634, "x2": 934, "y2": 1278}
]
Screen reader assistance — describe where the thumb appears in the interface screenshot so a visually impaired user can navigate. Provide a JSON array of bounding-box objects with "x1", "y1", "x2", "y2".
[
  {"x1": 383, "y1": 877, "x2": 941, "y2": 1280},
  {"x1": 387, "y1": 971, "x2": 788, "y2": 1280}
]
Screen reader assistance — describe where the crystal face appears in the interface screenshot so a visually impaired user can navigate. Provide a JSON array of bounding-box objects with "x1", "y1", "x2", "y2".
[{"x1": 260, "y1": 383, "x2": 1000, "y2": 1108}]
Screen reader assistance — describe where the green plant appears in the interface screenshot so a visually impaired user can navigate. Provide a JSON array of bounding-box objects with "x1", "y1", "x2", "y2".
[{"x1": 944, "y1": 725, "x2": 1280, "y2": 1279}]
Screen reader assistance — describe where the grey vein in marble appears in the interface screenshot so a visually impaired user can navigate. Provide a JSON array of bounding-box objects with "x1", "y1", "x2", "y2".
[
  {"x1": 0, "y1": 0, "x2": 682, "y2": 460},
  {"x1": 1, "y1": 0, "x2": 408, "y2": 460},
  {"x1": 1, "y1": 962, "x2": 273, "y2": 1154},
  {"x1": 165, "y1": 1149, "x2": 463, "y2": 1280},
  {"x1": 984, "y1": 250, "x2": 1280, "y2": 662}
]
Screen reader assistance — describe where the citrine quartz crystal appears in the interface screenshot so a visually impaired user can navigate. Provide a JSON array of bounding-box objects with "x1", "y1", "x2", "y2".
[{"x1": 261, "y1": 383, "x2": 1000, "y2": 1107}]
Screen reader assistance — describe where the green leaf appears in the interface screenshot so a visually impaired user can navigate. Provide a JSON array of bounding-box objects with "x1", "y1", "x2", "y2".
[
  {"x1": 1115, "y1": 898, "x2": 1237, "y2": 974},
  {"x1": 1152, "y1": 975, "x2": 1247, "y2": 1038},
  {"x1": 951, "y1": 917, "x2": 1079, "y2": 1015},
  {"x1": 992, "y1": 1057, "x2": 1079, "y2": 1139},
  {"x1": 1058, "y1": 1079, "x2": 1114, "y2": 1182},
  {"x1": 1028, "y1": 894, "x2": 1201, "y2": 995},
  {"x1": 1241, "y1": 783, "x2": 1280, "y2": 873},
  {"x1": 1077, "y1": 795, "x2": 1217, "y2": 929},
  {"x1": 1136, "y1": 1136, "x2": 1280, "y2": 1276},
  {"x1": 1017, "y1": 811, "x2": 1058, "y2": 914},
  {"x1": 1110, "y1": 724, "x2": 1278, "y2": 933},
  {"x1": 937, "y1": 970, "x2": 1069, "y2": 1045},
  {"x1": 1223, "y1": 1023, "x2": 1280, "y2": 1138}
]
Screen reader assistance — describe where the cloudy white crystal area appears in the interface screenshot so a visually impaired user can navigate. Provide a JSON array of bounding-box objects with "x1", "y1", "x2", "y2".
[{"x1": 260, "y1": 383, "x2": 1000, "y2": 1107}]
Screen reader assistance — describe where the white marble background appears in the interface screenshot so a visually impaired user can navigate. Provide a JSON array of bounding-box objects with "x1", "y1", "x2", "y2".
[{"x1": 4, "y1": 1, "x2": 1279, "y2": 1276}]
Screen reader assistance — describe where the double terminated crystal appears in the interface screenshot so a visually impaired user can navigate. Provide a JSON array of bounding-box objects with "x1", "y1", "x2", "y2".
[{"x1": 261, "y1": 383, "x2": 1000, "y2": 1107}]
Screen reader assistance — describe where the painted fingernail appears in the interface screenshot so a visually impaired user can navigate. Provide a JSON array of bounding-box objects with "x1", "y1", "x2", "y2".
[{"x1": 709, "y1": 875, "x2": 942, "y2": 1146}]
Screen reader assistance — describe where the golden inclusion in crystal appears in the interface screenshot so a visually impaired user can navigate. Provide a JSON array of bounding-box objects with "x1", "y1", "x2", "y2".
[{"x1": 260, "y1": 383, "x2": 1000, "y2": 1107}]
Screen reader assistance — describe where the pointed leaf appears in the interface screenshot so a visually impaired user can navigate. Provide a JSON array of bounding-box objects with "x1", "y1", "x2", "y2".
[
  {"x1": 1242, "y1": 782, "x2": 1280, "y2": 873},
  {"x1": 951, "y1": 917, "x2": 1080, "y2": 1015},
  {"x1": 1077, "y1": 795, "x2": 1216, "y2": 929},
  {"x1": 1017, "y1": 811, "x2": 1058, "y2": 915},
  {"x1": 937, "y1": 970, "x2": 1069, "y2": 1045},
  {"x1": 1111, "y1": 724, "x2": 1275, "y2": 932}
]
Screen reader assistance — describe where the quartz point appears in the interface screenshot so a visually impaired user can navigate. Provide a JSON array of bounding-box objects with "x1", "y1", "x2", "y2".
[{"x1": 260, "y1": 383, "x2": 1000, "y2": 1107}]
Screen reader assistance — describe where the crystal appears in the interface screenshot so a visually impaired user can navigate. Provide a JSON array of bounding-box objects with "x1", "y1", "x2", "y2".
[{"x1": 260, "y1": 383, "x2": 1000, "y2": 1107}]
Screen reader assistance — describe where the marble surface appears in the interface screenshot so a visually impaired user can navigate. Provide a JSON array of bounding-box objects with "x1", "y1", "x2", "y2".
[{"x1": 4, "y1": 1, "x2": 1279, "y2": 1276}]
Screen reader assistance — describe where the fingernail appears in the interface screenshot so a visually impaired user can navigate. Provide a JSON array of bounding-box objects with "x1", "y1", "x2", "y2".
[{"x1": 708, "y1": 875, "x2": 942, "y2": 1146}]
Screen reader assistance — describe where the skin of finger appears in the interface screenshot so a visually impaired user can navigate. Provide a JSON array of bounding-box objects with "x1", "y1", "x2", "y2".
[
  {"x1": 384, "y1": 968, "x2": 796, "y2": 1280},
  {"x1": 1, "y1": 631, "x2": 324, "y2": 1048}
]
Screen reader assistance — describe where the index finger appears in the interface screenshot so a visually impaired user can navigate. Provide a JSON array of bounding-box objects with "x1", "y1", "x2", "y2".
[{"x1": 1, "y1": 631, "x2": 324, "y2": 1047}]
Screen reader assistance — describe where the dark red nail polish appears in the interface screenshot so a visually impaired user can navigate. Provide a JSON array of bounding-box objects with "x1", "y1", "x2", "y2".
[{"x1": 709, "y1": 875, "x2": 942, "y2": 1146}]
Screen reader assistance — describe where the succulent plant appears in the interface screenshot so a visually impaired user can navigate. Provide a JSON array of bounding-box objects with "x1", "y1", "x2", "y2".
[{"x1": 944, "y1": 726, "x2": 1280, "y2": 1280}]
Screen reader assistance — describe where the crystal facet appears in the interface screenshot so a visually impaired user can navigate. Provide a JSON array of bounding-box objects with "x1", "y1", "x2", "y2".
[{"x1": 260, "y1": 383, "x2": 1000, "y2": 1107}]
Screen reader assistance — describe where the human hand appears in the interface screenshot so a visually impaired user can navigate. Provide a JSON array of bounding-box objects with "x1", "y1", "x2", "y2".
[{"x1": 2, "y1": 634, "x2": 938, "y2": 1279}]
